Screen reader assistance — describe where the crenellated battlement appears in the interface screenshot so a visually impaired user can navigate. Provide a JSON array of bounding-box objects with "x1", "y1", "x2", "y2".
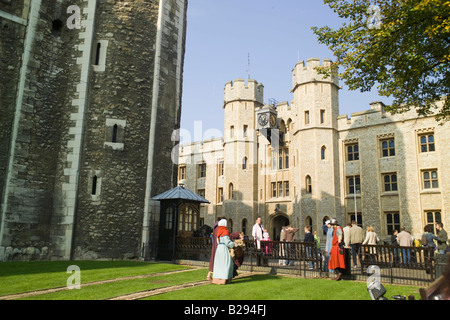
[
  {"x1": 292, "y1": 58, "x2": 339, "y2": 91},
  {"x1": 224, "y1": 78, "x2": 264, "y2": 105}
]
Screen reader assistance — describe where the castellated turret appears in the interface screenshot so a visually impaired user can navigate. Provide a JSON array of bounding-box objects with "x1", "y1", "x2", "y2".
[
  {"x1": 224, "y1": 79, "x2": 264, "y2": 106},
  {"x1": 292, "y1": 58, "x2": 339, "y2": 90}
]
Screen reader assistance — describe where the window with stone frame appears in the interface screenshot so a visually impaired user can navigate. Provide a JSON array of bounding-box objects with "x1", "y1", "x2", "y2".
[
  {"x1": 228, "y1": 183, "x2": 234, "y2": 200},
  {"x1": 278, "y1": 182, "x2": 283, "y2": 197},
  {"x1": 218, "y1": 160, "x2": 224, "y2": 176},
  {"x1": 88, "y1": 170, "x2": 103, "y2": 201},
  {"x1": 380, "y1": 138, "x2": 395, "y2": 157},
  {"x1": 218, "y1": 188, "x2": 223, "y2": 203},
  {"x1": 422, "y1": 169, "x2": 439, "y2": 189},
  {"x1": 347, "y1": 175, "x2": 361, "y2": 194},
  {"x1": 321, "y1": 146, "x2": 326, "y2": 160},
  {"x1": 178, "y1": 165, "x2": 186, "y2": 180},
  {"x1": 346, "y1": 143, "x2": 359, "y2": 161},
  {"x1": 385, "y1": 212, "x2": 400, "y2": 236},
  {"x1": 104, "y1": 119, "x2": 126, "y2": 151},
  {"x1": 242, "y1": 157, "x2": 248, "y2": 170},
  {"x1": 242, "y1": 219, "x2": 248, "y2": 235},
  {"x1": 419, "y1": 133, "x2": 435, "y2": 153},
  {"x1": 284, "y1": 181, "x2": 290, "y2": 197},
  {"x1": 93, "y1": 40, "x2": 109, "y2": 72},
  {"x1": 197, "y1": 163, "x2": 206, "y2": 178},
  {"x1": 425, "y1": 211, "x2": 441, "y2": 234},
  {"x1": 305, "y1": 175, "x2": 312, "y2": 194},
  {"x1": 320, "y1": 109, "x2": 325, "y2": 124},
  {"x1": 382, "y1": 173, "x2": 398, "y2": 192}
]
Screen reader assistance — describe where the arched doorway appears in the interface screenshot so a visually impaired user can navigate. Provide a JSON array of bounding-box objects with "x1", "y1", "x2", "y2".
[{"x1": 271, "y1": 214, "x2": 290, "y2": 241}]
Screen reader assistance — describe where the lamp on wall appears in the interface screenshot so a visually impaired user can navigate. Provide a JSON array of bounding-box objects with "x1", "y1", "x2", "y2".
[{"x1": 274, "y1": 204, "x2": 280, "y2": 214}]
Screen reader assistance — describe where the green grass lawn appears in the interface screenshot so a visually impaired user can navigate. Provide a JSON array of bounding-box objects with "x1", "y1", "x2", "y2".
[
  {"x1": 0, "y1": 260, "x2": 191, "y2": 296},
  {"x1": 19, "y1": 268, "x2": 208, "y2": 300},
  {"x1": 143, "y1": 274, "x2": 421, "y2": 300},
  {"x1": 0, "y1": 261, "x2": 422, "y2": 300}
]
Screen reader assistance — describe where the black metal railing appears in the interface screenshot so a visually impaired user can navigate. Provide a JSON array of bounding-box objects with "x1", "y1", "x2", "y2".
[
  {"x1": 360, "y1": 244, "x2": 436, "y2": 284},
  {"x1": 172, "y1": 237, "x2": 437, "y2": 285}
]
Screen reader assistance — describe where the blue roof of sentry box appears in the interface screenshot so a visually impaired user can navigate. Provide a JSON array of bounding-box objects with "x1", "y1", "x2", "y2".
[{"x1": 152, "y1": 185, "x2": 210, "y2": 203}]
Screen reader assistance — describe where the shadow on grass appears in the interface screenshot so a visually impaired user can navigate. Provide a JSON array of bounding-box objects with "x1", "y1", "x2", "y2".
[{"x1": 230, "y1": 274, "x2": 283, "y2": 285}]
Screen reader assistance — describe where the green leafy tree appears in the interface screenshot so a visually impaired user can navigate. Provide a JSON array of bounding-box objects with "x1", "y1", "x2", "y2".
[{"x1": 312, "y1": 0, "x2": 450, "y2": 123}]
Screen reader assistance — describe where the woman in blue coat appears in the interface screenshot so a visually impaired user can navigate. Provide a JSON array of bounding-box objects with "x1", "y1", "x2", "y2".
[{"x1": 212, "y1": 219, "x2": 235, "y2": 285}]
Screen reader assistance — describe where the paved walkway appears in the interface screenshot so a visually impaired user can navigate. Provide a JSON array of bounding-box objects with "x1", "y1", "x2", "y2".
[
  {"x1": 0, "y1": 266, "x2": 256, "y2": 301},
  {"x1": 107, "y1": 271, "x2": 255, "y2": 300}
]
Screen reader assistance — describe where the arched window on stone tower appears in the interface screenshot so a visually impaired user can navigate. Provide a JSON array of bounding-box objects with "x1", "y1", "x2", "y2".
[
  {"x1": 242, "y1": 157, "x2": 248, "y2": 170},
  {"x1": 305, "y1": 175, "x2": 312, "y2": 194},
  {"x1": 228, "y1": 183, "x2": 234, "y2": 200},
  {"x1": 112, "y1": 124, "x2": 118, "y2": 143},
  {"x1": 321, "y1": 146, "x2": 326, "y2": 160},
  {"x1": 242, "y1": 219, "x2": 248, "y2": 235},
  {"x1": 306, "y1": 216, "x2": 313, "y2": 230}
]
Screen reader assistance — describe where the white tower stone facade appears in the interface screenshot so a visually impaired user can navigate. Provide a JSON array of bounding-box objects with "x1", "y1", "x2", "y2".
[{"x1": 178, "y1": 58, "x2": 450, "y2": 243}]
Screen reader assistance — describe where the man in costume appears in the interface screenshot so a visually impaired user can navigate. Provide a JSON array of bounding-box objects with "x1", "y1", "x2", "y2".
[
  {"x1": 328, "y1": 219, "x2": 346, "y2": 281},
  {"x1": 212, "y1": 219, "x2": 235, "y2": 285}
]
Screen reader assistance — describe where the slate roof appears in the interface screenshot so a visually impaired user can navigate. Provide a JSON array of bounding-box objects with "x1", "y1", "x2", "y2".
[{"x1": 152, "y1": 185, "x2": 210, "y2": 203}]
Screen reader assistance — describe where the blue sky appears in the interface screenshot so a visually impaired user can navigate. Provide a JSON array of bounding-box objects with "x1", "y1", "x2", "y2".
[{"x1": 180, "y1": 0, "x2": 389, "y2": 142}]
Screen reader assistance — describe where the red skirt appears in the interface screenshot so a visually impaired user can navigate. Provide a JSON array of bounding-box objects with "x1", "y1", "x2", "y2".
[{"x1": 328, "y1": 246, "x2": 346, "y2": 270}]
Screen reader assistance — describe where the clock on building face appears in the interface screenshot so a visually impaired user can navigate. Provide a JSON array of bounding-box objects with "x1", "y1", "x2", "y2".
[
  {"x1": 258, "y1": 113, "x2": 269, "y2": 127},
  {"x1": 270, "y1": 114, "x2": 276, "y2": 127}
]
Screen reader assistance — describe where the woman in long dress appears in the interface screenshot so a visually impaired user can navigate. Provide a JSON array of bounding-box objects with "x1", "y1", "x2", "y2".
[
  {"x1": 328, "y1": 219, "x2": 346, "y2": 281},
  {"x1": 212, "y1": 219, "x2": 235, "y2": 285}
]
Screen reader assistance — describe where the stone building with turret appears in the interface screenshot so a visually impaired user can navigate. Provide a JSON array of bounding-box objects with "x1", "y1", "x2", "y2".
[
  {"x1": 178, "y1": 58, "x2": 450, "y2": 243},
  {"x1": 0, "y1": 0, "x2": 188, "y2": 261}
]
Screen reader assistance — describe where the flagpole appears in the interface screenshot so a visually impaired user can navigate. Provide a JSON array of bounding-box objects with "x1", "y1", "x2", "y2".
[{"x1": 353, "y1": 175, "x2": 358, "y2": 224}]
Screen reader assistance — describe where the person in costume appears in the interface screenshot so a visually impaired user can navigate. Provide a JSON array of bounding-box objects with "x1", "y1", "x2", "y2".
[
  {"x1": 212, "y1": 219, "x2": 235, "y2": 284},
  {"x1": 206, "y1": 217, "x2": 224, "y2": 281},
  {"x1": 328, "y1": 219, "x2": 346, "y2": 281},
  {"x1": 230, "y1": 231, "x2": 245, "y2": 278}
]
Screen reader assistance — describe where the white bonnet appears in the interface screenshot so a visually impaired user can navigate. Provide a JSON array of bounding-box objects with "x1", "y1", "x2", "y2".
[{"x1": 218, "y1": 219, "x2": 227, "y2": 227}]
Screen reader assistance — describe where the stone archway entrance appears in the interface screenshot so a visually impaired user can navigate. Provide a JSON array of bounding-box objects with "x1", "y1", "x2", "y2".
[{"x1": 271, "y1": 214, "x2": 290, "y2": 241}]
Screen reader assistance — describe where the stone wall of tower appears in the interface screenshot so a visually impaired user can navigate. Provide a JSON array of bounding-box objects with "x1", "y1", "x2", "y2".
[
  {"x1": 0, "y1": 0, "x2": 188, "y2": 261},
  {"x1": 71, "y1": 0, "x2": 188, "y2": 260},
  {"x1": 0, "y1": 0, "x2": 85, "y2": 261},
  {"x1": 223, "y1": 79, "x2": 263, "y2": 228},
  {"x1": 291, "y1": 58, "x2": 342, "y2": 230},
  {"x1": 0, "y1": 0, "x2": 27, "y2": 229}
]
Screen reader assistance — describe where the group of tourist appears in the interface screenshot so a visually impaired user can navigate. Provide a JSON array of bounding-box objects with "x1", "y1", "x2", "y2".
[{"x1": 205, "y1": 215, "x2": 449, "y2": 285}]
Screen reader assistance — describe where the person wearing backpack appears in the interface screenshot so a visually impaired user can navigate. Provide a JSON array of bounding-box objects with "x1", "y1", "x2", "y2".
[{"x1": 421, "y1": 225, "x2": 439, "y2": 249}]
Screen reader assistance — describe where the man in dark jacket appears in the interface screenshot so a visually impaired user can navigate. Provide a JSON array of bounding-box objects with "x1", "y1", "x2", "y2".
[
  {"x1": 304, "y1": 226, "x2": 315, "y2": 269},
  {"x1": 436, "y1": 223, "x2": 448, "y2": 254}
]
